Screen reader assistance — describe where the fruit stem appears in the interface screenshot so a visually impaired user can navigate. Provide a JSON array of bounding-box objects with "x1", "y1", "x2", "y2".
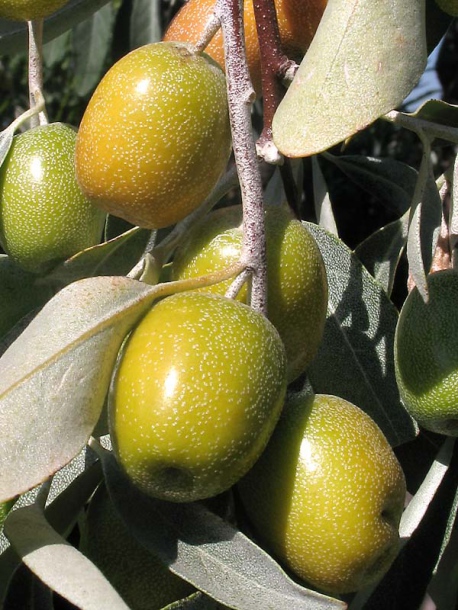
[
  {"x1": 28, "y1": 20, "x2": 48, "y2": 127},
  {"x1": 216, "y1": 0, "x2": 268, "y2": 315},
  {"x1": 193, "y1": 11, "x2": 222, "y2": 53}
]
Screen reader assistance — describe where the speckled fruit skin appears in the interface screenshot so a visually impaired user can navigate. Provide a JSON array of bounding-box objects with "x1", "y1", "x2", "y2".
[
  {"x1": 395, "y1": 269, "x2": 458, "y2": 436},
  {"x1": 172, "y1": 204, "x2": 328, "y2": 382},
  {"x1": 164, "y1": 0, "x2": 327, "y2": 94},
  {"x1": 109, "y1": 291, "x2": 287, "y2": 503},
  {"x1": 0, "y1": 123, "x2": 106, "y2": 274},
  {"x1": 434, "y1": 0, "x2": 458, "y2": 16},
  {"x1": 82, "y1": 483, "x2": 194, "y2": 610},
  {"x1": 0, "y1": 0, "x2": 67, "y2": 20},
  {"x1": 75, "y1": 42, "x2": 231, "y2": 230},
  {"x1": 238, "y1": 393, "x2": 406, "y2": 595}
]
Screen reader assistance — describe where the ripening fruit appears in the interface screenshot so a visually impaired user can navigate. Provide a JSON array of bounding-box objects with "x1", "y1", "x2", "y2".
[
  {"x1": 0, "y1": 123, "x2": 106, "y2": 274},
  {"x1": 164, "y1": 0, "x2": 327, "y2": 94},
  {"x1": 81, "y1": 483, "x2": 194, "y2": 610},
  {"x1": 76, "y1": 42, "x2": 232, "y2": 230},
  {"x1": 434, "y1": 0, "x2": 458, "y2": 16},
  {"x1": 109, "y1": 291, "x2": 287, "y2": 503},
  {"x1": 172, "y1": 204, "x2": 328, "y2": 381},
  {"x1": 238, "y1": 393, "x2": 406, "y2": 595},
  {"x1": 395, "y1": 269, "x2": 458, "y2": 436},
  {"x1": 0, "y1": 0, "x2": 67, "y2": 20}
]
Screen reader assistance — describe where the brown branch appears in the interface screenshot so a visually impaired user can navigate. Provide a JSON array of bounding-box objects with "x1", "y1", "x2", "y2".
[{"x1": 216, "y1": 0, "x2": 267, "y2": 314}]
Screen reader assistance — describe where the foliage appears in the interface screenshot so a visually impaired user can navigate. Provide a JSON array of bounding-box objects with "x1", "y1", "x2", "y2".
[{"x1": 0, "y1": 1, "x2": 458, "y2": 609}]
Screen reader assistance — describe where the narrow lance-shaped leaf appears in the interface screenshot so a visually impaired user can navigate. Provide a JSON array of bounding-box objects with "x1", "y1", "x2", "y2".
[
  {"x1": 305, "y1": 222, "x2": 417, "y2": 447},
  {"x1": 406, "y1": 145, "x2": 442, "y2": 301},
  {"x1": 73, "y1": 1, "x2": 117, "y2": 97},
  {"x1": 130, "y1": 0, "x2": 162, "y2": 48},
  {"x1": 355, "y1": 211, "x2": 409, "y2": 297},
  {"x1": 0, "y1": 0, "x2": 112, "y2": 54},
  {"x1": 399, "y1": 437, "x2": 456, "y2": 542},
  {"x1": 101, "y1": 449, "x2": 345, "y2": 610},
  {"x1": 0, "y1": 459, "x2": 103, "y2": 605},
  {"x1": 272, "y1": 0, "x2": 427, "y2": 157},
  {"x1": 0, "y1": 276, "x2": 158, "y2": 503},
  {"x1": 4, "y1": 504, "x2": 130, "y2": 610},
  {"x1": 323, "y1": 154, "x2": 418, "y2": 215},
  {"x1": 312, "y1": 157, "x2": 338, "y2": 236}
]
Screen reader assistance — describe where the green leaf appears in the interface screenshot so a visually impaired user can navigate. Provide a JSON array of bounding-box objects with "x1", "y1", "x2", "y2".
[
  {"x1": 355, "y1": 212, "x2": 409, "y2": 297},
  {"x1": 305, "y1": 222, "x2": 417, "y2": 447},
  {"x1": 0, "y1": 255, "x2": 54, "y2": 342},
  {"x1": 42, "y1": 30, "x2": 71, "y2": 68},
  {"x1": 0, "y1": 276, "x2": 158, "y2": 503},
  {"x1": 130, "y1": 0, "x2": 162, "y2": 48},
  {"x1": 0, "y1": 124, "x2": 14, "y2": 169},
  {"x1": 323, "y1": 155, "x2": 418, "y2": 215},
  {"x1": 272, "y1": 0, "x2": 427, "y2": 157},
  {"x1": 0, "y1": 0, "x2": 112, "y2": 54},
  {"x1": 101, "y1": 450, "x2": 345, "y2": 610},
  {"x1": 410, "y1": 99, "x2": 458, "y2": 131},
  {"x1": 427, "y1": 484, "x2": 458, "y2": 609},
  {"x1": 312, "y1": 157, "x2": 338, "y2": 236},
  {"x1": 406, "y1": 148, "x2": 442, "y2": 301},
  {"x1": 399, "y1": 438, "x2": 456, "y2": 541},
  {"x1": 4, "y1": 504, "x2": 130, "y2": 609},
  {"x1": 73, "y1": 1, "x2": 117, "y2": 97},
  {"x1": 43, "y1": 227, "x2": 152, "y2": 285},
  {"x1": 0, "y1": 459, "x2": 103, "y2": 606}
]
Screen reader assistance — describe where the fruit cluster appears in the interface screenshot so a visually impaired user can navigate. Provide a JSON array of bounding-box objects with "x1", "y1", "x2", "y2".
[{"x1": 4, "y1": 0, "x2": 443, "y2": 607}]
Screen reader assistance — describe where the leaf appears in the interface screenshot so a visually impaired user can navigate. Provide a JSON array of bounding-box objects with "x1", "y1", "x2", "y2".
[
  {"x1": 427, "y1": 485, "x2": 458, "y2": 609},
  {"x1": 305, "y1": 222, "x2": 417, "y2": 447},
  {"x1": 0, "y1": 255, "x2": 54, "y2": 342},
  {"x1": 406, "y1": 147, "x2": 442, "y2": 301},
  {"x1": 312, "y1": 157, "x2": 338, "y2": 235},
  {"x1": 4, "y1": 504, "x2": 130, "y2": 609},
  {"x1": 43, "y1": 227, "x2": 152, "y2": 285},
  {"x1": 399, "y1": 438, "x2": 456, "y2": 542},
  {"x1": 73, "y1": 2, "x2": 117, "y2": 97},
  {"x1": 0, "y1": 0, "x2": 113, "y2": 54},
  {"x1": 355, "y1": 212, "x2": 409, "y2": 296},
  {"x1": 0, "y1": 459, "x2": 103, "y2": 606},
  {"x1": 0, "y1": 124, "x2": 14, "y2": 169},
  {"x1": 130, "y1": 0, "x2": 162, "y2": 48},
  {"x1": 101, "y1": 450, "x2": 345, "y2": 610},
  {"x1": 272, "y1": 0, "x2": 427, "y2": 157},
  {"x1": 323, "y1": 155, "x2": 418, "y2": 215},
  {"x1": 42, "y1": 30, "x2": 71, "y2": 68},
  {"x1": 0, "y1": 276, "x2": 158, "y2": 503},
  {"x1": 410, "y1": 99, "x2": 458, "y2": 132}
]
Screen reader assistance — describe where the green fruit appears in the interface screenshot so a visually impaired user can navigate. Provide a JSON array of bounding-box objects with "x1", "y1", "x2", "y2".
[
  {"x1": 75, "y1": 42, "x2": 232, "y2": 230},
  {"x1": 434, "y1": 0, "x2": 458, "y2": 16},
  {"x1": 0, "y1": 0, "x2": 67, "y2": 20},
  {"x1": 238, "y1": 393, "x2": 406, "y2": 595},
  {"x1": 109, "y1": 291, "x2": 287, "y2": 503},
  {"x1": 0, "y1": 123, "x2": 106, "y2": 274},
  {"x1": 172, "y1": 204, "x2": 328, "y2": 381},
  {"x1": 395, "y1": 269, "x2": 458, "y2": 436},
  {"x1": 0, "y1": 255, "x2": 54, "y2": 340},
  {"x1": 81, "y1": 483, "x2": 194, "y2": 610}
]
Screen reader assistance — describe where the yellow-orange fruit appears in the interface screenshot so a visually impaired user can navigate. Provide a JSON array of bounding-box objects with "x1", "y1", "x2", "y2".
[
  {"x1": 164, "y1": 0, "x2": 327, "y2": 94},
  {"x1": 75, "y1": 42, "x2": 231, "y2": 230}
]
